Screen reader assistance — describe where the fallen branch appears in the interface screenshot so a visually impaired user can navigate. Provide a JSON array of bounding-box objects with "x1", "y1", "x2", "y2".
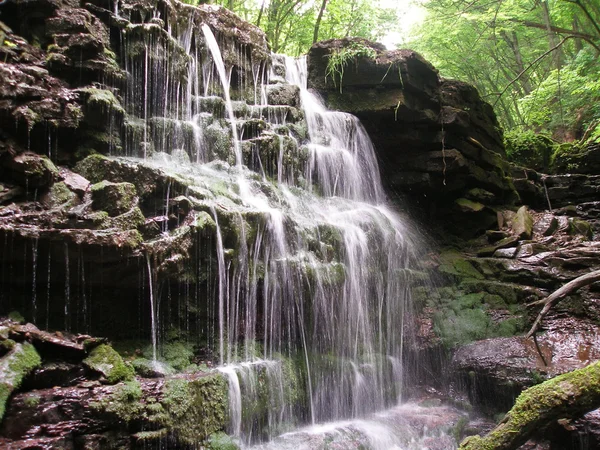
[
  {"x1": 459, "y1": 361, "x2": 600, "y2": 450},
  {"x1": 526, "y1": 269, "x2": 600, "y2": 338}
]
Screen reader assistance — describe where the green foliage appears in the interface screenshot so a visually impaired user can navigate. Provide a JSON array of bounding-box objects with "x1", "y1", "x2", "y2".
[
  {"x1": 326, "y1": 42, "x2": 378, "y2": 92},
  {"x1": 208, "y1": 432, "x2": 239, "y2": 450},
  {"x1": 518, "y1": 49, "x2": 600, "y2": 137},
  {"x1": 408, "y1": 0, "x2": 600, "y2": 140},
  {"x1": 213, "y1": 0, "x2": 398, "y2": 55},
  {"x1": 504, "y1": 130, "x2": 555, "y2": 171}
]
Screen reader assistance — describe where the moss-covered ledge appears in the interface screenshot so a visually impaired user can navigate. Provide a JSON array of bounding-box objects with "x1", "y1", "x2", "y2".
[{"x1": 459, "y1": 361, "x2": 600, "y2": 450}]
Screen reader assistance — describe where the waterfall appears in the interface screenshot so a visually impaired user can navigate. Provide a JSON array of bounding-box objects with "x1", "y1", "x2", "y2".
[{"x1": 116, "y1": 17, "x2": 425, "y2": 446}]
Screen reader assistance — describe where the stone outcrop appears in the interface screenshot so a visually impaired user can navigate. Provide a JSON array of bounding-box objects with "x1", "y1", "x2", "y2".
[
  {"x1": 0, "y1": 317, "x2": 229, "y2": 449},
  {"x1": 307, "y1": 38, "x2": 518, "y2": 235}
]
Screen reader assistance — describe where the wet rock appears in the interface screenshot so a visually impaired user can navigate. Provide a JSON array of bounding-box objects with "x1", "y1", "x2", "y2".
[
  {"x1": 0, "y1": 342, "x2": 42, "y2": 420},
  {"x1": 476, "y1": 235, "x2": 520, "y2": 257},
  {"x1": 533, "y1": 213, "x2": 559, "y2": 237},
  {"x1": 90, "y1": 180, "x2": 138, "y2": 216},
  {"x1": 515, "y1": 243, "x2": 549, "y2": 259},
  {"x1": 9, "y1": 323, "x2": 86, "y2": 360},
  {"x1": 266, "y1": 84, "x2": 300, "y2": 107},
  {"x1": 493, "y1": 248, "x2": 518, "y2": 259},
  {"x1": 59, "y1": 167, "x2": 90, "y2": 196},
  {"x1": 453, "y1": 320, "x2": 600, "y2": 415},
  {"x1": 512, "y1": 206, "x2": 533, "y2": 240},
  {"x1": 306, "y1": 38, "x2": 518, "y2": 235},
  {"x1": 0, "y1": 372, "x2": 228, "y2": 447},
  {"x1": 82, "y1": 344, "x2": 134, "y2": 384},
  {"x1": 24, "y1": 362, "x2": 86, "y2": 389},
  {"x1": 1, "y1": 152, "x2": 59, "y2": 189}
]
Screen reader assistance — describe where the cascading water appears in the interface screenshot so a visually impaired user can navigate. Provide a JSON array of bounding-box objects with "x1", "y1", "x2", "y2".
[{"x1": 105, "y1": 8, "x2": 452, "y2": 447}]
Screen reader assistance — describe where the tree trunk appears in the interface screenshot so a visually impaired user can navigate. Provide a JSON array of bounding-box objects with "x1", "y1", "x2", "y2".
[
  {"x1": 460, "y1": 361, "x2": 600, "y2": 450},
  {"x1": 540, "y1": 0, "x2": 562, "y2": 68},
  {"x1": 313, "y1": 0, "x2": 328, "y2": 44}
]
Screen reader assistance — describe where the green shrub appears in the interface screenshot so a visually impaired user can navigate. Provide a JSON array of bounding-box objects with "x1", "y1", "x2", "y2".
[{"x1": 504, "y1": 130, "x2": 554, "y2": 171}]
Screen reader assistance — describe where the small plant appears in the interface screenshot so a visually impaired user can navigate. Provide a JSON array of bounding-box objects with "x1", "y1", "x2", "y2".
[{"x1": 326, "y1": 41, "x2": 378, "y2": 93}]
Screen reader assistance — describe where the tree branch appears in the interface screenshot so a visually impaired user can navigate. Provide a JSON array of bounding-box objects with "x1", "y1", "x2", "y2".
[
  {"x1": 460, "y1": 361, "x2": 600, "y2": 450},
  {"x1": 492, "y1": 35, "x2": 600, "y2": 107},
  {"x1": 509, "y1": 18, "x2": 597, "y2": 40},
  {"x1": 526, "y1": 269, "x2": 600, "y2": 338}
]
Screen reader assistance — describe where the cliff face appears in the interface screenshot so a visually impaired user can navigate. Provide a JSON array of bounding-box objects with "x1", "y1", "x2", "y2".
[
  {"x1": 1, "y1": 1, "x2": 600, "y2": 448},
  {"x1": 306, "y1": 38, "x2": 519, "y2": 235}
]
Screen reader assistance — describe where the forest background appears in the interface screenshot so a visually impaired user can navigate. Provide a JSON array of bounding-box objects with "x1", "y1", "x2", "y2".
[{"x1": 190, "y1": 0, "x2": 600, "y2": 172}]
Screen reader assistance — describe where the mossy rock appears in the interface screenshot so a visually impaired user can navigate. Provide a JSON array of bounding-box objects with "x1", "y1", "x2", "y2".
[
  {"x1": 0, "y1": 342, "x2": 42, "y2": 420},
  {"x1": 434, "y1": 308, "x2": 492, "y2": 348},
  {"x1": 568, "y1": 218, "x2": 593, "y2": 239},
  {"x1": 455, "y1": 198, "x2": 485, "y2": 212},
  {"x1": 512, "y1": 206, "x2": 533, "y2": 240},
  {"x1": 159, "y1": 375, "x2": 229, "y2": 445},
  {"x1": 5, "y1": 152, "x2": 59, "y2": 189},
  {"x1": 83, "y1": 344, "x2": 135, "y2": 384},
  {"x1": 131, "y1": 358, "x2": 176, "y2": 378},
  {"x1": 438, "y1": 250, "x2": 484, "y2": 281},
  {"x1": 504, "y1": 130, "x2": 554, "y2": 171},
  {"x1": 41, "y1": 181, "x2": 77, "y2": 208},
  {"x1": 208, "y1": 432, "x2": 240, "y2": 449},
  {"x1": 90, "y1": 180, "x2": 138, "y2": 216},
  {"x1": 102, "y1": 207, "x2": 146, "y2": 230},
  {"x1": 7, "y1": 311, "x2": 25, "y2": 324}
]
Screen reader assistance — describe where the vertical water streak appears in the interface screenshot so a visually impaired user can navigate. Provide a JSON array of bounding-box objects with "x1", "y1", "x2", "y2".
[
  {"x1": 201, "y1": 24, "x2": 242, "y2": 166},
  {"x1": 211, "y1": 207, "x2": 227, "y2": 366},
  {"x1": 31, "y1": 237, "x2": 38, "y2": 324},
  {"x1": 64, "y1": 242, "x2": 70, "y2": 332},
  {"x1": 146, "y1": 254, "x2": 158, "y2": 362}
]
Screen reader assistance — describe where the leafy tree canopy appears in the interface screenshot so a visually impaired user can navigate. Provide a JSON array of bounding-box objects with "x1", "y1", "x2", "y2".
[{"x1": 407, "y1": 0, "x2": 600, "y2": 142}]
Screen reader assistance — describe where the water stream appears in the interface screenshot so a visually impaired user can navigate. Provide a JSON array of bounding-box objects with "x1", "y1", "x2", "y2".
[{"x1": 113, "y1": 14, "x2": 454, "y2": 448}]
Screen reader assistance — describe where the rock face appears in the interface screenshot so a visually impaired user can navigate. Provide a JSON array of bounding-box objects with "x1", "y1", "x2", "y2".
[
  {"x1": 0, "y1": 318, "x2": 229, "y2": 449},
  {"x1": 1, "y1": 0, "x2": 599, "y2": 448},
  {"x1": 307, "y1": 38, "x2": 518, "y2": 235}
]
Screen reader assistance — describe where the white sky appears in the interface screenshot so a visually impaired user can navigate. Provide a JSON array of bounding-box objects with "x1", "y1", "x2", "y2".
[{"x1": 378, "y1": 0, "x2": 427, "y2": 49}]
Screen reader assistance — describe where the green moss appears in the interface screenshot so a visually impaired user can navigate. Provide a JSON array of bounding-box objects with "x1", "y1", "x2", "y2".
[
  {"x1": 460, "y1": 362, "x2": 600, "y2": 450},
  {"x1": 23, "y1": 393, "x2": 41, "y2": 408},
  {"x1": 159, "y1": 374, "x2": 229, "y2": 445},
  {"x1": 90, "y1": 180, "x2": 138, "y2": 216},
  {"x1": 568, "y1": 218, "x2": 593, "y2": 239},
  {"x1": 44, "y1": 181, "x2": 76, "y2": 208},
  {"x1": 438, "y1": 250, "x2": 484, "y2": 280},
  {"x1": 74, "y1": 154, "x2": 111, "y2": 183},
  {"x1": 459, "y1": 279, "x2": 520, "y2": 305},
  {"x1": 453, "y1": 416, "x2": 469, "y2": 444},
  {"x1": 92, "y1": 379, "x2": 143, "y2": 422},
  {"x1": 504, "y1": 130, "x2": 554, "y2": 171},
  {"x1": 102, "y1": 207, "x2": 146, "y2": 230},
  {"x1": 79, "y1": 87, "x2": 125, "y2": 116},
  {"x1": 208, "y1": 432, "x2": 239, "y2": 449},
  {"x1": 7, "y1": 311, "x2": 25, "y2": 324},
  {"x1": 455, "y1": 198, "x2": 485, "y2": 212},
  {"x1": 434, "y1": 308, "x2": 492, "y2": 348},
  {"x1": 83, "y1": 344, "x2": 135, "y2": 384},
  {"x1": 0, "y1": 342, "x2": 42, "y2": 420}
]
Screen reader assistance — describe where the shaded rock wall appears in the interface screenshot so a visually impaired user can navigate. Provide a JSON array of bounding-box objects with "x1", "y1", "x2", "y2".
[{"x1": 306, "y1": 38, "x2": 519, "y2": 236}]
